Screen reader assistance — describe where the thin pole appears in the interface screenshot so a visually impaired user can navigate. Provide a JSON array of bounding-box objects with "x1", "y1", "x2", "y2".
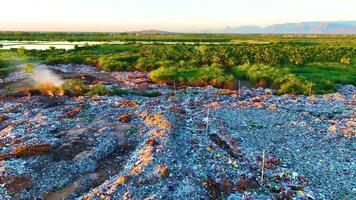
[
  {"x1": 238, "y1": 80, "x2": 241, "y2": 97},
  {"x1": 174, "y1": 80, "x2": 176, "y2": 95},
  {"x1": 261, "y1": 149, "x2": 265, "y2": 182},
  {"x1": 206, "y1": 108, "x2": 210, "y2": 132}
]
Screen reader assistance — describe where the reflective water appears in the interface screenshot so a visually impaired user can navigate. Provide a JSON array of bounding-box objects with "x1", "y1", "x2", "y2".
[
  {"x1": 0, "y1": 41, "x2": 107, "y2": 50},
  {"x1": 0, "y1": 40, "x2": 226, "y2": 50}
]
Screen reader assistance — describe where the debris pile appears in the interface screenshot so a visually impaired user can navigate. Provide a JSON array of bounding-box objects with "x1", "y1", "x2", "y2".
[{"x1": 0, "y1": 64, "x2": 355, "y2": 200}]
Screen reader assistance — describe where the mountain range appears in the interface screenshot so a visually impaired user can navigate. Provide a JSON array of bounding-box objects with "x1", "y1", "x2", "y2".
[{"x1": 202, "y1": 21, "x2": 356, "y2": 34}]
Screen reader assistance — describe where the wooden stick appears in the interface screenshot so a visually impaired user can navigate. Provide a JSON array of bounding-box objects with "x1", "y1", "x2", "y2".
[
  {"x1": 173, "y1": 80, "x2": 176, "y2": 95},
  {"x1": 309, "y1": 83, "x2": 312, "y2": 97},
  {"x1": 261, "y1": 149, "x2": 265, "y2": 182},
  {"x1": 238, "y1": 80, "x2": 241, "y2": 97},
  {"x1": 206, "y1": 108, "x2": 210, "y2": 132}
]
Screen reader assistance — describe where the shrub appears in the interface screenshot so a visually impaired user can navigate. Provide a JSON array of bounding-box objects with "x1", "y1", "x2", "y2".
[
  {"x1": 0, "y1": 67, "x2": 14, "y2": 78},
  {"x1": 111, "y1": 86, "x2": 161, "y2": 97},
  {"x1": 0, "y1": 59, "x2": 15, "y2": 78},
  {"x1": 23, "y1": 63, "x2": 35, "y2": 73},
  {"x1": 0, "y1": 59, "x2": 7, "y2": 68},
  {"x1": 276, "y1": 74, "x2": 310, "y2": 95},
  {"x1": 98, "y1": 57, "x2": 128, "y2": 71},
  {"x1": 135, "y1": 91, "x2": 161, "y2": 97},
  {"x1": 97, "y1": 55, "x2": 138, "y2": 71},
  {"x1": 340, "y1": 55, "x2": 351, "y2": 64},
  {"x1": 62, "y1": 79, "x2": 87, "y2": 95},
  {"x1": 233, "y1": 64, "x2": 310, "y2": 94},
  {"x1": 86, "y1": 84, "x2": 110, "y2": 96},
  {"x1": 134, "y1": 57, "x2": 159, "y2": 71},
  {"x1": 111, "y1": 87, "x2": 130, "y2": 96},
  {"x1": 149, "y1": 65, "x2": 234, "y2": 88},
  {"x1": 64, "y1": 55, "x2": 86, "y2": 64}
]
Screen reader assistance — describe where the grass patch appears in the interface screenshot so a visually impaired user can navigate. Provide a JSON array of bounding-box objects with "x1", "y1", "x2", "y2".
[
  {"x1": 288, "y1": 62, "x2": 356, "y2": 93},
  {"x1": 60, "y1": 80, "x2": 161, "y2": 97},
  {"x1": 149, "y1": 65, "x2": 235, "y2": 88},
  {"x1": 86, "y1": 84, "x2": 110, "y2": 96},
  {"x1": 0, "y1": 66, "x2": 15, "y2": 78},
  {"x1": 62, "y1": 79, "x2": 87, "y2": 96},
  {"x1": 111, "y1": 87, "x2": 161, "y2": 97},
  {"x1": 232, "y1": 64, "x2": 311, "y2": 95}
]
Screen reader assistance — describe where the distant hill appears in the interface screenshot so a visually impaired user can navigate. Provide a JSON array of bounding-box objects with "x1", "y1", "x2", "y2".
[
  {"x1": 204, "y1": 21, "x2": 356, "y2": 34},
  {"x1": 127, "y1": 30, "x2": 174, "y2": 34}
]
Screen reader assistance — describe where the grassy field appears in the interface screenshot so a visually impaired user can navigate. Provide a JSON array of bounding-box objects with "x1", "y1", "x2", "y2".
[{"x1": 1, "y1": 33, "x2": 355, "y2": 94}]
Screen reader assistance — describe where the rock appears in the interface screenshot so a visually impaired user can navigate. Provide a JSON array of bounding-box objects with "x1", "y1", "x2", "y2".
[
  {"x1": 0, "y1": 175, "x2": 33, "y2": 194},
  {"x1": 65, "y1": 107, "x2": 81, "y2": 118},
  {"x1": 155, "y1": 165, "x2": 169, "y2": 177},
  {"x1": 0, "y1": 115, "x2": 7, "y2": 123},
  {"x1": 120, "y1": 100, "x2": 139, "y2": 108},
  {"x1": 268, "y1": 104, "x2": 277, "y2": 110},
  {"x1": 265, "y1": 157, "x2": 281, "y2": 169},
  {"x1": 236, "y1": 175, "x2": 259, "y2": 193},
  {"x1": 114, "y1": 175, "x2": 129, "y2": 186},
  {"x1": 13, "y1": 144, "x2": 52, "y2": 158},
  {"x1": 209, "y1": 134, "x2": 242, "y2": 159},
  {"x1": 146, "y1": 138, "x2": 158, "y2": 146},
  {"x1": 73, "y1": 150, "x2": 93, "y2": 161},
  {"x1": 141, "y1": 112, "x2": 172, "y2": 129},
  {"x1": 328, "y1": 125, "x2": 338, "y2": 133},
  {"x1": 0, "y1": 153, "x2": 11, "y2": 161},
  {"x1": 202, "y1": 178, "x2": 221, "y2": 199},
  {"x1": 220, "y1": 177, "x2": 233, "y2": 196},
  {"x1": 118, "y1": 114, "x2": 131, "y2": 123},
  {"x1": 67, "y1": 128, "x2": 87, "y2": 136},
  {"x1": 220, "y1": 89, "x2": 239, "y2": 96},
  {"x1": 203, "y1": 102, "x2": 221, "y2": 109}
]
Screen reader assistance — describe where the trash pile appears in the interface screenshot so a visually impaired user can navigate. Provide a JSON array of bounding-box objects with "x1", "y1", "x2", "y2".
[{"x1": 0, "y1": 64, "x2": 355, "y2": 200}]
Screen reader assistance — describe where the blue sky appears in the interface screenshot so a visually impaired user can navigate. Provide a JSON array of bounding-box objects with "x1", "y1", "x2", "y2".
[{"x1": 0, "y1": 0, "x2": 355, "y2": 32}]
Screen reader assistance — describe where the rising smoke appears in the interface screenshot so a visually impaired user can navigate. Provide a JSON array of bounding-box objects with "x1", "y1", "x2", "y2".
[
  {"x1": 23, "y1": 64, "x2": 65, "y2": 96},
  {"x1": 20, "y1": 64, "x2": 64, "y2": 87}
]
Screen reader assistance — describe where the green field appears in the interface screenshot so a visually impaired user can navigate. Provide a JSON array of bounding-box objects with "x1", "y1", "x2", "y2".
[{"x1": 1, "y1": 33, "x2": 355, "y2": 94}]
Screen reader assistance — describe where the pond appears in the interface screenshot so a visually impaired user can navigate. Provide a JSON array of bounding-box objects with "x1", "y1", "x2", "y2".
[
  {"x1": 0, "y1": 41, "x2": 108, "y2": 50},
  {"x1": 0, "y1": 40, "x2": 227, "y2": 50}
]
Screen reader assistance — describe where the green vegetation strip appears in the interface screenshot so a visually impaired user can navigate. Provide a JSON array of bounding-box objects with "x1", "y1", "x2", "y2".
[
  {"x1": 1, "y1": 35, "x2": 355, "y2": 94},
  {"x1": 63, "y1": 80, "x2": 161, "y2": 97}
]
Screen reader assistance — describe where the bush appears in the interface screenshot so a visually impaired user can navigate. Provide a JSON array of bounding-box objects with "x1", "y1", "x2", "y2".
[
  {"x1": 110, "y1": 87, "x2": 130, "y2": 96},
  {"x1": 97, "y1": 55, "x2": 138, "y2": 71},
  {"x1": 0, "y1": 67, "x2": 14, "y2": 78},
  {"x1": 62, "y1": 79, "x2": 87, "y2": 95},
  {"x1": 276, "y1": 74, "x2": 310, "y2": 95},
  {"x1": 149, "y1": 65, "x2": 235, "y2": 88},
  {"x1": 0, "y1": 59, "x2": 7, "y2": 68},
  {"x1": 111, "y1": 86, "x2": 161, "y2": 97},
  {"x1": 23, "y1": 63, "x2": 35, "y2": 73},
  {"x1": 233, "y1": 64, "x2": 310, "y2": 94},
  {"x1": 86, "y1": 84, "x2": 110, "y2": 96},
  {"x1": 340, "y1": 55, "x2": 351, "y2": 64},
  {"x1": 135, "y1": 91, "x2": 161, "y2": 97},
  {"x1": 98, "y1": 57, "x2": 128, "y2": 71},
  {"x1": 0, "y1": 59, "x2": 15, "y2": 78},
  {"x1": 134, "y1": 57, "x2": 159, "y2": 71}
]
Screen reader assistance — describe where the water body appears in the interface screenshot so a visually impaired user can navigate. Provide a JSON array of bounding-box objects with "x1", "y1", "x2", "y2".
[
  {"x1": 0, "y1": 41, "x2": 107, "y2": 50},
  {"x1": 0, "y1": 40, "x2": 227, "y2": 50}
]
